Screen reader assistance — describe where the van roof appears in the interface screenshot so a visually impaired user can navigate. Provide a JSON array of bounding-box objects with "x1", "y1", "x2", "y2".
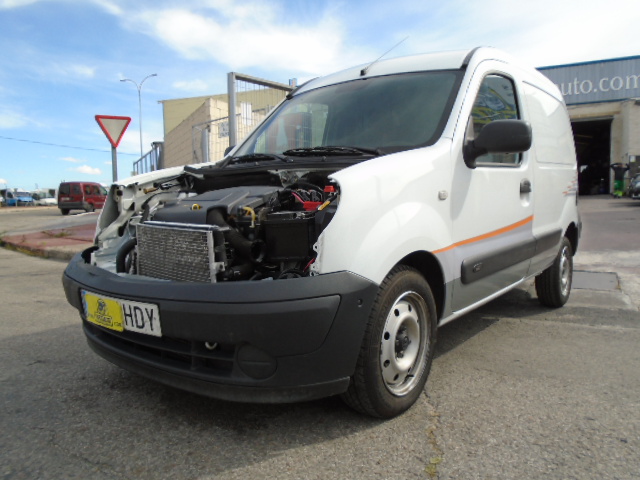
[
  {"x1": 293, "y1": 47, "x2": 559, "y2": 100},
  {"x1": 294, "y1": 48, "x2": 475, "y2": 95}
]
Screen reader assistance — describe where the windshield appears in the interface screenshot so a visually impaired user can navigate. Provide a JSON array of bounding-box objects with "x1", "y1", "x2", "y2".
[{"x1": 234, "y1": 70, "x2": 460, "y2": 158}]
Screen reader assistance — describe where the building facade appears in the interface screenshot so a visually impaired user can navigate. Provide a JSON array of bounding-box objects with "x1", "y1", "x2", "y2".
[
  {"x1": 158, "y1": 74, "x2": 292, "y2": 169},
  {"x1": 540, "y1": 55, "x2": 640, "y2": 194}
]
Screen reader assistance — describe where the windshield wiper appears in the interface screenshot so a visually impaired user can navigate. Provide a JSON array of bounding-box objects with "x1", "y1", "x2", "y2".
[
  {"x1": 282, "y1": 146, "x2": 381, "y2": 157},
  {"x1": 220, "y1": 153, "x2": 291, "y2": 168}
]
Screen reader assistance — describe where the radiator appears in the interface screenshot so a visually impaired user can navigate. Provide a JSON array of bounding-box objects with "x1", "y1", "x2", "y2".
[{"x1": 135, "y1": 221, "x2": 226, "y2": 283}]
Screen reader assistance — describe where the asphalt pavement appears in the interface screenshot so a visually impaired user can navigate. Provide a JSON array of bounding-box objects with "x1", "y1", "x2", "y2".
[
  {"x1": 0, "y1": 205, "x2": 96, "y2": 260},
  {"x1": 0, "y1": 197, "x2": 639, "y2": 479}
]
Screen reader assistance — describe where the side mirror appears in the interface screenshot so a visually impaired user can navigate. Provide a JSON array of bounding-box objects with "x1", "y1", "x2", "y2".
[
  {"x1": 224, "y1": 145, "x2": 236, "y2": 156},
  {"x1": 463, "y1": 119, "x2": 532, "y2": 169}
]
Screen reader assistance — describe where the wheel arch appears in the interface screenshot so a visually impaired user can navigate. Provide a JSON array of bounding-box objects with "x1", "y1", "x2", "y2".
[
  {"x1": 397, "y1": 251, "x2": 445, "y2": 321},
  {"x1": 565, "y1": 221, "x2": 580, "y2": 256}
]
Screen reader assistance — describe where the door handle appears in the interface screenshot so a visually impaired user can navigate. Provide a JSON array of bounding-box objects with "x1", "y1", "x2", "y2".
[{"x1": 520, "y1": 179, "x2": 532, "y2": 194}]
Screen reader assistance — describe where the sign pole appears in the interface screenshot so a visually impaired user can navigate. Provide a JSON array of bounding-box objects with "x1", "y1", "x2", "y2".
[
  {"x1": 111, "y1": 146, "x2": 118, "y2": 182},
  {"x1": 95, "y1": 115, "x2": 131, "y2": 183}
]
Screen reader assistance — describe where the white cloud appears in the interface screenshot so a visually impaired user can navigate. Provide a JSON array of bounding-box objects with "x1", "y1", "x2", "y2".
[
  {"x1": 131, "y1": 4, "x2": 354, "y2": 75},
  {"x1": 70, "y1": 165, "x2": 102, "y2": 175},
  {"x1": 60, "y1": 156, "x2": 82, "y2": 163},
  {"x1": 403, "y1": 0, "x2": 640, "y2": 67},
  {"x1": 0, "y1": 108, "x2": 30, "y2": 128},
  {"x1": 48, "y1": 62, "x2": 97, "y2": 79},
  {"x1": 90, "y1": 0, "x2": 122, "y2": 16},
  {"x1": 0, "y1": 178, "x2": 8, "y2": 184},
  {"x1": 173, "y1": 79, "x2": 210, "y2": 93},
  {"x1": 0, "y1": 0, "x2": 39, "y2": 8},
  {"x1": 69, "y1": 64, "x2": 97, "y2": 78},
  {"x1": 1, "y1": 0, "x2": 121, "y2": 14}
]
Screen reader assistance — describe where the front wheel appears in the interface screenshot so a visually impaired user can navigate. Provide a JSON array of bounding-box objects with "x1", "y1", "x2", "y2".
[
  {"x1": 341, "y1": 266, "x2": 437, "y2": 418},
  {"x1": 535, "y1": 237, "x2": 573, "y2": 307}
]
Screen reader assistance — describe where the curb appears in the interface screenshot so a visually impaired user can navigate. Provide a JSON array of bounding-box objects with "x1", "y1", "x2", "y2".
[{"x1": 0, "y1": 224, "x2": 95, "y2": 261}]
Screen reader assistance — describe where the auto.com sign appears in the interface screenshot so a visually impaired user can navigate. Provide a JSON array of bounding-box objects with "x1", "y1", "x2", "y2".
[{"x1": 539, "y1": 56, "x2": 640, "y2": 105}]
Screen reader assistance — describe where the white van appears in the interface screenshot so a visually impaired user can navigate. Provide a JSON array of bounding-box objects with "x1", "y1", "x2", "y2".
[{"x1": 62, "y1": 47, "x2": 580, "y2": 418}]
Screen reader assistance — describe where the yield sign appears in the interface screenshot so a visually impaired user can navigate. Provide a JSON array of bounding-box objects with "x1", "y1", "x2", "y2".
[{"x1": 95, "y1": 115, "x2": 131, "y2": 148}]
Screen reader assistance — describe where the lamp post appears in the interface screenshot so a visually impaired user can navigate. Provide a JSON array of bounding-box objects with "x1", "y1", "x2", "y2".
[{"x1": 120, "y1": 73, "x2": 157, "y2": 158}]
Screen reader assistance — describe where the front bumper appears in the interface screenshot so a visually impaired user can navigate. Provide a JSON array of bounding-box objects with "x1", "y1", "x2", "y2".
[{"x1": 62, "y1": 249, "x2": 379, "y2": 403}]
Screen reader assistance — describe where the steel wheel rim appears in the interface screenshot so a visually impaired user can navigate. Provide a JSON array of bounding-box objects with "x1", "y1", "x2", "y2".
[
  {"x1": 380, "y1": 291, "x2": 428, "y2": 396},
  {"x1": 559, "y1": 246, "x2": 571, "y2": 297}
]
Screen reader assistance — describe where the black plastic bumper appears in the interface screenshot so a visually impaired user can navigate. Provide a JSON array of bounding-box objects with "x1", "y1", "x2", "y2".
[{"x1": 62, "y1": 249, "x2": 379, "y2": 403}]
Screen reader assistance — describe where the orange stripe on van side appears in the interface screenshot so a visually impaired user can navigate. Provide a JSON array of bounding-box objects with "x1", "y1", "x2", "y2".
[{"x1": 433, "y1": 215, "x2": 534, "y2": 254}]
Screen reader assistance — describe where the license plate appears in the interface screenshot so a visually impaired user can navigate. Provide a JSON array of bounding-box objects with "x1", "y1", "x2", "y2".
[{"x1": 82, "y1": 291, "x2": 162, "y2": 337}]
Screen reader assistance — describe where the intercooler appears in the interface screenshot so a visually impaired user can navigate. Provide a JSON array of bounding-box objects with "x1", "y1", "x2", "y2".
[{"x1": 135, "y1": 221, "x2": 227, "y2": 283}]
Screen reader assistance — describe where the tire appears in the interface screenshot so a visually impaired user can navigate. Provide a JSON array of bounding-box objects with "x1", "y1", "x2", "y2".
[
  {"x1": 60, "y1": 208, "x2": 69, "y2": 215},
  {"x1": 341, "y1": 266, "x2": 437, "y2": 418},
  {"x1": 85, "y1": 203, "x2": 95, "y2": 213},
  {"x1": 535, "y1": 236, "x2": 573, "y2": 308}
]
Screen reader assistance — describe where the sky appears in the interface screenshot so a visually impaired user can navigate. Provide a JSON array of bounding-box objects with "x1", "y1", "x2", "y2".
[{"x1": 1, "y1": 0, "x2": 640, "y2": 191}]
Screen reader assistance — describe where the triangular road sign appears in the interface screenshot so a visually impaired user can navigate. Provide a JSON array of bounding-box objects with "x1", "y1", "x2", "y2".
[{"x1": 95, "y1": 115, "x2": 131, "y2": 148}]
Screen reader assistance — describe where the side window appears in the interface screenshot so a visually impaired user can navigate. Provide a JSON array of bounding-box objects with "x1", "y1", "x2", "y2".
[{"x1": 469, "y1": 75, "x2": 520, "y2": 165}]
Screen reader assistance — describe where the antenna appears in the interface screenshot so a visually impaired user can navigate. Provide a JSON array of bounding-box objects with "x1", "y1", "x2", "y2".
[{"x1": 360, "y1": 36, "x2": 409, "y2": 76}]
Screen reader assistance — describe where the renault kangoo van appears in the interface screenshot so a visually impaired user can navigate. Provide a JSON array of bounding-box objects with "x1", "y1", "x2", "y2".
[{"x1": 63, "y1": 47, "x2": 581, "y2": 418}]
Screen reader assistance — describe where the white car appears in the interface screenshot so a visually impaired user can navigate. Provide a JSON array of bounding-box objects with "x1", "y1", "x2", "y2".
[
  {"x1": 63, "y1": 47, "x2": 580, "y2": 418},
  {"x1": 31, "y1": 191, "x2": 57, "y2": 206}
]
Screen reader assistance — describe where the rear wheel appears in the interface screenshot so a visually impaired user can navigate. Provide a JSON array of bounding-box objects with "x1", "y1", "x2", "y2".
[
  {"x1": 60, "y1": 208, "x2": 69, "y2": 215},
  {"x1": 535, "y1": 237, "x2": 573, "y2": 307},
  {"x1": 341, "y1": 266, "x2": 437, "y2": 418}
]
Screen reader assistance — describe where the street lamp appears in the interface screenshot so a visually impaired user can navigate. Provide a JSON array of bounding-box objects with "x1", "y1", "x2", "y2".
[{"x1": 120, "y1": 73, "x2": 158, "y2": 158}]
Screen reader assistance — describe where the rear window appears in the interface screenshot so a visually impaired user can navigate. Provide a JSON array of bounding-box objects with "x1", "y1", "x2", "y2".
[{"x1": 59, "y1": 184, "x2": 70, "y2": 195}]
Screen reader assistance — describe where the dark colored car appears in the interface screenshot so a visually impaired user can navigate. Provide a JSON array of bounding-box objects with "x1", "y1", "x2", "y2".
[{"x1": 57, "y1": 182, "x2": 107, "y2": 214}]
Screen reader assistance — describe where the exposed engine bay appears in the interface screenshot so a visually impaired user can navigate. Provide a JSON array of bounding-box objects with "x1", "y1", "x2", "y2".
[{"x1": 93, "y1": 168, "x2": 340, "y2": 283}]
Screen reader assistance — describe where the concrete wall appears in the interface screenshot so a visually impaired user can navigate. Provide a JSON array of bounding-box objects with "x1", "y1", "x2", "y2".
[
  {"x1": 161, "y1": 88, "x2": 288, "y2": 168},
  {"x1": 164, "y1": 98, "x2": 211, "y2": 167}
]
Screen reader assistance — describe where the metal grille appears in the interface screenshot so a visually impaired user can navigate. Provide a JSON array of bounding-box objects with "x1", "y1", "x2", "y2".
[{"x1": 136, "y1": 222, "x2": 223, "y2": 283}]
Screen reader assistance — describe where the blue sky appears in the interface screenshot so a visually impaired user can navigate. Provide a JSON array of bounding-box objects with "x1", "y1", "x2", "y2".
[{"x1": 1, "y1": 0, "x2": 639, "y2": 191}]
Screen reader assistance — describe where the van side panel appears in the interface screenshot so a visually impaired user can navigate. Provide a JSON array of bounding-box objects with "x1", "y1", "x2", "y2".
[
  {"x1": 522, "y1": 82, "x2": 579, "y2": 275},
  {"x1": 316, "y1": 143, "x2": 454, "y2": 285}
]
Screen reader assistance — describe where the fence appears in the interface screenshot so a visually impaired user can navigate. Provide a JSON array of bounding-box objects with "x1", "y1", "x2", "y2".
[
  {"x1": 132, "y1": 141, "x2": 164, "y2": 176},
  {"x1": 191, "y1": 73, "x2": 293, "y2": 165}
]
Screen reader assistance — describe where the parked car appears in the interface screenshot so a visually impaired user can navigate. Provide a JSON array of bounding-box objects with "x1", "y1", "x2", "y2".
[
  {"x1": 31, "y1": 190, "x2": 58, "y2": 206},
  {"x1": 628, "y1": 173, "x2": 640, "y2": 199},
  {"x1": 57, "y1": 181, "x2": 107, "y2": 214},
  {"x1": 62, "y1": 47, "x2": 581, "y2": 418},
  {"x1": 5, "y1": 190, "x2": 34, "y2": 206}
]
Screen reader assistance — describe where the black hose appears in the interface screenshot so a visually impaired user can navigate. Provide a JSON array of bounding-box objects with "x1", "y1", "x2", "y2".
[
  {"x1": 206, "y1": 209, "x2": 266, "y2": 262},
  {"x1": 115, "y1": 238, "x2": 137, "y2": 273}
]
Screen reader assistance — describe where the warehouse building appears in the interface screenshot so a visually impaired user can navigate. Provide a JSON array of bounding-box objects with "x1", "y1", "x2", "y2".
[{"x1": 540, "y1": 55, "x2": 640, "y2": 194}]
